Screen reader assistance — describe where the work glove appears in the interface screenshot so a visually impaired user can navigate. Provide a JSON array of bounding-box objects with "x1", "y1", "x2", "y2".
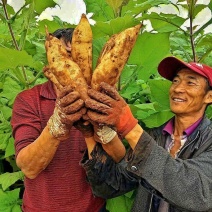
[
  {"x1": 48, "y1": 86, "x2": 86, "y2": 140},
  {"x1": 85, "y1": 82, "x2": 138, "y2": 138},
  {"x1": 74, "y1": 119, "x2": 116, "y2": 144},
  {"x1": 74, "y1": 119, "x2": 94, "y2": 138},
  {"x1": 92, "y1": 122, "x2": 117, "y2": 144}
]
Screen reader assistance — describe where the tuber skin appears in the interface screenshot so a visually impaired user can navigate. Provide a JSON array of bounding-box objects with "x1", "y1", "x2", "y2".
[
  {"x1": 71, "y1": 14, "x2": 93, "y2": 86},
  {"x1": 45, "y1": 27, "x2": 89, "y2": 101},
  {"x1": 91, "y1": 24, "x2": 142, "y2": 91}
]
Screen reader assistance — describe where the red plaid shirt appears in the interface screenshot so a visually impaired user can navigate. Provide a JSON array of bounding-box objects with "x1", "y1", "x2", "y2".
[{"x1": 11, "y1": 81, "x2": 105, "y2": 212}]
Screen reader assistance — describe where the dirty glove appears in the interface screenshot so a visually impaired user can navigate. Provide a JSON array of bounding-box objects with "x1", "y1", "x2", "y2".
[
  {"x1": 74, "y1": 119, "x2": 94, "y2": 138},
  {"x1": 95, "y1": 125, "x2": 117, "y2": 144},
  {"x1": 48, "y1": 86, "x2": 86, "y2": 140},
  {"x1": 85, "y1": 82, "x2": 138, "y2": 138},
  {"x1": 74, "y1": 119, "x2": 116, "y2": 144}
]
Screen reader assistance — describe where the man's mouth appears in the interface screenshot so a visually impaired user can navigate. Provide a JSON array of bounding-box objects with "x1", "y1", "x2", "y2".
[{"x1": 172, "y1": 98, "x2": 185, "y2": 102}]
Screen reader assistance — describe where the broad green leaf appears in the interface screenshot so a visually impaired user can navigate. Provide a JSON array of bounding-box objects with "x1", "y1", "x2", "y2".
[
  {"x1": 0, "y1": 48, "x2": 42, "y2": 71},
  {"x1": 134, "y1": 102, "x2": 156, "y2": 111},
  {"x1": 92, "y1": 16, "x2": 140, "y2": 38},
  {"x1": 142, "y1": 110, "x2": 174, "y2": 128},
  {"x1": 0, "y1": 188, "x2": 22, "y2": 212},
  {"x1": 0, "y1": 133, "x2": 10, "y2": 150},
  {"x1": 5, "y1": 137, "x2": 15, "y2": 157},
  {"x1": 193, "y1": 4, "x2": 207, "y2": 18},
  {"x1": 209, "y1": 1, "x2": 212, "y2": 10},
  {"x1": 132, "y1": 0, "x2": 170, "y2": 15},
  {"x1": 143, "y1": 12, "x2": 186, "y2": 33},
  {"x1": 206, "y1": 105, "x2": 212, "y2": 119},
  {"x1": 128, "y1": 32, "x2": 170, "y2": 81},
  {"x1": 121, "y1": 83, "x2": 141, "y2": 99},
  {"x1": 106, "y1": 190, "x2": 136, "y2": 212},
  {"x1": 106, "y1": 0, "x2": 123, "y2": 10},
  {"x1": 84, "y1": 0, "x2": 114, "y2": 21},
  {"x1": 0, "y1": 112, "x2": 11, "y2": 133},
  {"x1": 0, "y1": 105, "x2": 12, "y2": 120},
  {"x1": 1, "y1": 77, "x2": 23, "y2": 106},
  {"x1": 132, "y1": 103, "x2": 157, "y2": 119},
  {"x1": 149, "y1": 79, "x2": 171, "y2": 109},
  {"x1": 0, "y1": 172, "x2": 23, "y2": 191},
  {"x1": 34, "y1": 0, "x2": 56, "y2": 14},
  {"x1": 38, "y1": 19, "x2": 72, "y2": 36}
]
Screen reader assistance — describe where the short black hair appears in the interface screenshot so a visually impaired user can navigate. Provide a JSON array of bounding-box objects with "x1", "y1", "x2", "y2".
[{"x1": 52, "y1": 28, "x2": 74, "y2": 44}]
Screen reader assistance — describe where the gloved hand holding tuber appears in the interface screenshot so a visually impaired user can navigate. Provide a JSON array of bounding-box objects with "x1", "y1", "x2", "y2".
[
  {"x1": 48, "y1": 86, "x2": 86, "y2": 140},
  {"x1": 85, "y1": 82, "x2": 138, "y2": 138},
  {"x1": 74, "y1": 119, "x2": 94, "y2": 138}
]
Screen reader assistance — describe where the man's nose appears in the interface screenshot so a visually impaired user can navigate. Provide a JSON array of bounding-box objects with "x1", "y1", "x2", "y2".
[{"x1": 172, "y1": 82, "x2": 186, "y2": 92}]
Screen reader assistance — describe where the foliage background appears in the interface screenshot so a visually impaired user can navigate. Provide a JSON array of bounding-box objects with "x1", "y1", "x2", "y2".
[{"x1": 0, "y1": 0, "x2": 211, "y2": 211}]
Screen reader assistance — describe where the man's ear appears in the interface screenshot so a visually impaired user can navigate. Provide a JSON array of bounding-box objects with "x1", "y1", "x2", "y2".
[{"x1": 205, "y1": 90, "x2": 212, "y2": 104}]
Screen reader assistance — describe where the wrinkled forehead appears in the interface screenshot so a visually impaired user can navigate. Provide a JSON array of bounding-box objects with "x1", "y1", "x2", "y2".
[
  {"x1": 174, "y1": 68, "x2": 210, "y2": 90},
  {"x1": 174, "y1": 68, "x2": 207, "y2": 80}
]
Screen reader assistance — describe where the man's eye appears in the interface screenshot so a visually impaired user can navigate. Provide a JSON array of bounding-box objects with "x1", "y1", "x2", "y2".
[
  {"x1": 172, "y1": 79, "x2": 179, "y2": 84},
  {"x1": 188, "y1": 81, "x2": 195, "y2": 85}
]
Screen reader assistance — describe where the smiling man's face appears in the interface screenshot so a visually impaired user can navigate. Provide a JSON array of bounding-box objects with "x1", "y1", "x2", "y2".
[{"x1": 169, "y1": 68, "x2": 210, "y2": 117}]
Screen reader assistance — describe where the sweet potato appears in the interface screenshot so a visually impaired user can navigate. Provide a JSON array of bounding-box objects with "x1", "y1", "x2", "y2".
[
  {"x1": 71, "y1": 14, "x2": 92, "y2": 86},
  {"x1": 44, "y1": 27, "x2": 88, "y2": 101},
  {"x1": 91, "y1": 24, "x2": 142, "y2": 90}
]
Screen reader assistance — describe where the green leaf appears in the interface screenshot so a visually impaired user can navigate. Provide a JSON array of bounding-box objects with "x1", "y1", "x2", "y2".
[
  {"x1": 0, "y1": 48, "x2": 42, "y2": 71},
  {"x1": 0, "y1": 172, "x2": 23, "y2": 191},
  {"x1": 1, "y1": 77, "x2": 23, "y2": 106},
  {"x1": 106, "y1": 190, "x2": 136, "y2": 212},
  {"x1": 142, "y1": 110, "x2": 174, "y2": 128},
  {"x1": 106, "y1": 0, "x2": 123, "y2": 10},
  {"x1": 92, "y1": 16, "x2": 140, "y2": 38},
  {"x1": 0, "y1": 188, "x2": 22, "y2": 212},
  {"x1": 132, "y1": 0, "x2": 170, "y2": 15},
  {"x1": 128, "y1": 32, "x2": 170, "y2": 81},
  {"x1": 34, "y1": 0, "x2": 56, "y2": 14},
  {"x1": 132, "y1": 103, "x2": 157, "y2": 119},
  {"x1": 0, "y1": 105, "x2": 12, "y2": 120},
  {"x1": 0, "y1": 133, "x2": 10, "y2": 150},
  {"x1": 84, "y1": 0, "x2": 114, "y2": 21},
  {"x1": 143, "y1": 12, "x2": 186, "y2": 33},
  {"x1": 121, "y1": 82, "x2": 141, "y2": 99},
  {"x1": 149, "y1": 79, "x2": 171, "y2": 109},
  {"x1": 5, "y1": 137, "x2": 15, "y2": 158}
]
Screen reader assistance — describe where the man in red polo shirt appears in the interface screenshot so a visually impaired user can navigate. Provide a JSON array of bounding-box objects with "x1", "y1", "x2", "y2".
[{"x1": 11, "y1": 28, "x2": 123, "y2": 212}]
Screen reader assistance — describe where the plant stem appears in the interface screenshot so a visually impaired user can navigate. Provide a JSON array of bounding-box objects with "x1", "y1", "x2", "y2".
[
  {"x1": 2, "y1": 3, "x2": 19, "y2": 50},
  {"x1": 2, "y1": 1, "x2": 29, "y2": 88},
  {"x1": 188, "y1": 0, "x2": 196, "y2": 62}
]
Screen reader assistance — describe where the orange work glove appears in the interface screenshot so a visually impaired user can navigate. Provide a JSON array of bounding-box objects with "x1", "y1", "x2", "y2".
[
  {"x1": 85, "y1": 82, "x2": 138, "y2": 138},
  {"x1": 48, "y1": 86, "x2": 86, "y2": 140}
]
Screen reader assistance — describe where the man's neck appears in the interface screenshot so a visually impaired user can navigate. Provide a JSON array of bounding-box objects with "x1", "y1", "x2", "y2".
[{"x1": 173, "y1": 114, "x2": 204, "y2": 136}]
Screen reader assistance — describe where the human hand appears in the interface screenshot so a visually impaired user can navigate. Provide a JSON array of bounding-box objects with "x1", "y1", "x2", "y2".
[
  {"x1": 48, "y1": 86, "x2": 86, "y2": 140},
  {"x1": 74, "y1": 119, "x2": 94, "y2": 138},
  {"x1": 85, "y1": 82, "x2": 138, "y2": 138}
]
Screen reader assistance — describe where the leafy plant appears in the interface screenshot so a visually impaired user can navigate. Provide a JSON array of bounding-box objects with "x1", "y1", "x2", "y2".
[{"x1": 0, "y1": 0, "x2": 211, "y2": 211}]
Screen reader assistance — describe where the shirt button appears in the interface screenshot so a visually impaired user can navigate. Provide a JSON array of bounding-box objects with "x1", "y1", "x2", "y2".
[{"x1": 131, "y1": 165, "x2": 138, "y2": 172}]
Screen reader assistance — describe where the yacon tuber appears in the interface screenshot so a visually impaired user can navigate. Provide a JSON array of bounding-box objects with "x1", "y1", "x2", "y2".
[
  {"x1": 71, "y1": 14, "x2": 93, "y2": 86},
  {"x1": 91, "y1": 24, "x2": 142, "y2": 91}
]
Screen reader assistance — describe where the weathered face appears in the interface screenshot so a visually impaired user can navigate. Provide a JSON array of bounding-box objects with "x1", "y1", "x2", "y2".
[{"x1": 169, "y1": 68, "x2": 211, "y2": 117}]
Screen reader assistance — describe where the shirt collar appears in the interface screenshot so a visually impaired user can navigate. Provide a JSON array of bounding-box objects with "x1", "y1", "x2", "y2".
[
  {"x1": 163, "y1": 116, "x2": 203, "y2": 137},
  {"x1": 40, "y1": 80, "x2": 56, "y2": 100}
]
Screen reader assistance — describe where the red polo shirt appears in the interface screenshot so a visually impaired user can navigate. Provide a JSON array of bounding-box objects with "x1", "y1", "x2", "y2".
[{"x1": 11, "y1": 81, "x2": 105, "y2": 212}]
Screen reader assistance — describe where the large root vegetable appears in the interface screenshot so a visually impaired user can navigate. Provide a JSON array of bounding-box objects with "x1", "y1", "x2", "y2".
[
  {"x1": 71, "y1": 14, "x2": 92, "y2": 86},
  {"x1": 44, "y1": 27, "x2": 88, "y2": 101},
  {"x1": 91, "y1": 24, "x2": 142, "y2": 91}
]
